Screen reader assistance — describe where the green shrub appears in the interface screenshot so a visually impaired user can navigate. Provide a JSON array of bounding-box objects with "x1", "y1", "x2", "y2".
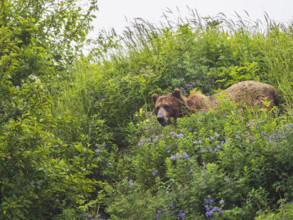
[
  {"x1": 0, "y1": 1, "x2": 107, "y2": 219},
  {"x1": 0, "y1": 77, "x2": 100, "y2": 219}
]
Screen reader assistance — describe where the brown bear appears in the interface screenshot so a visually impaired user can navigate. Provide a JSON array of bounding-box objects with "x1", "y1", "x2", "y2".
[{"x1": 152, "y1": 81, "x2": 280, "y2": 126}]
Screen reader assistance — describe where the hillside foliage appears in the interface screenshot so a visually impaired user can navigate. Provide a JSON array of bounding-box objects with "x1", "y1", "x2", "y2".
[{"x1": 1, "y1": 2, "x2": 293, "y2": 219}]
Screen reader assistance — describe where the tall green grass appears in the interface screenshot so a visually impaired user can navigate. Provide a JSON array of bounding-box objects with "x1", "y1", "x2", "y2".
[{"x1": 51, "y1": 10, "x2": 293, "y2": 148}]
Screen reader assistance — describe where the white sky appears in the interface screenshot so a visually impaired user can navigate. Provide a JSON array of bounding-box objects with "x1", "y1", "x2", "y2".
[{"x1": 94, "y1": 0, "x2": 293, "y2": 34}]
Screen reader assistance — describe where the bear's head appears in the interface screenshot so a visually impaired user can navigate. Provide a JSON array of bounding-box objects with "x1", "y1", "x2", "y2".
[{"x1": 151, "y1": 89, "x2": 186, "y2": 126}]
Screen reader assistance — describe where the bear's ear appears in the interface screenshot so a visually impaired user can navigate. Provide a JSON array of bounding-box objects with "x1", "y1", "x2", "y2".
[
  {"x1": 172, "y1": 89, "x2": 181, "y2": 99},
  {"x1": 152, "y1": 94, "x2": 159, "y2": 104}
]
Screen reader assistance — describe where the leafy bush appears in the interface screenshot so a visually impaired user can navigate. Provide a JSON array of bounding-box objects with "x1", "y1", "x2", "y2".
[
  {"x1": 0, "y1": 77, "x2": 100, "y2": 219},
  {"x1": 0, "y1": 1, "x2": 105, "y2": 219}
]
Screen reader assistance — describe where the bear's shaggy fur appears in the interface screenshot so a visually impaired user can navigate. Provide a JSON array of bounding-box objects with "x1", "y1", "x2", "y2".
[{"x1": 152, "y1": 81, "x2": 279, "y2": 126}]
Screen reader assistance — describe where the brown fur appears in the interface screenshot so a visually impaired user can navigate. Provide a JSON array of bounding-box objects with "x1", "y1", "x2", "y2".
[{"x1": 152, "y1": 81, "x2": 280, "y2": 126}]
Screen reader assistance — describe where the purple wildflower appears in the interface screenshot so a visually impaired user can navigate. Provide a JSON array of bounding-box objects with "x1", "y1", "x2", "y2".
[
  {"x1": 178, "y1": 210, "x2": 185, "y2": 219},
  {"x1": 170, "y1": 156, "x2": 176, "y2": 160},
  {"x1": 183, "y1": 153, "x2": 189, "y2": 160},
  {"x1": 188, "y1": 128, "x2": 192, "y2": 132},
  {"x1": 153, "y1": 170, "x2": 157, "y2": 176},
  {"x1": 205, "y1": 211, "x2": 214, "y2": 217},
  {"x1": 170, "y1": 205, "x2": 175, "y2": 210},
  {"x1": 177, "y1": 133, "x2": 184, "y2": 138}
]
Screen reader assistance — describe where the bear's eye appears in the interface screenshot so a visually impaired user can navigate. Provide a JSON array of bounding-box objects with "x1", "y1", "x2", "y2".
[
  {"x1": 156, "y1": 107, "x2": 160, "y2": 112},
  {"x1": 163, "y1": 105, "x2": 169, "y2": 111}
]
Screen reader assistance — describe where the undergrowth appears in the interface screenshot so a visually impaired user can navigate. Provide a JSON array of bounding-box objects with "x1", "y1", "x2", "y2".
[
  {"x1": 2, "y1": 4, "x2": 293, "y2": 219},
  {"x1": 49, "y1": 9, "x2": 293, "y2": 219}
]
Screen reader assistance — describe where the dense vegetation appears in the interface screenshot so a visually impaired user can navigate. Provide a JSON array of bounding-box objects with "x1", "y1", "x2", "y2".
[{"x1": 1, "y1": 1, "x2": 293, "y2": 219}]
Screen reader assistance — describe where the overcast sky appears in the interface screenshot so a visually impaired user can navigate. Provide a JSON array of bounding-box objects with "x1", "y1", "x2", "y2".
[{"x1": 94, "y1": 0, "x2": 293, "y2": 34}]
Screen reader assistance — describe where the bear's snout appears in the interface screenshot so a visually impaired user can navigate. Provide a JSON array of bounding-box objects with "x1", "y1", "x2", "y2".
[
  {"x1": 156, "y1": 109, "x2": 168, "y2": 126},
  {"x1": 157, "y1": 116, "x2": 166, "y2": 126}
]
